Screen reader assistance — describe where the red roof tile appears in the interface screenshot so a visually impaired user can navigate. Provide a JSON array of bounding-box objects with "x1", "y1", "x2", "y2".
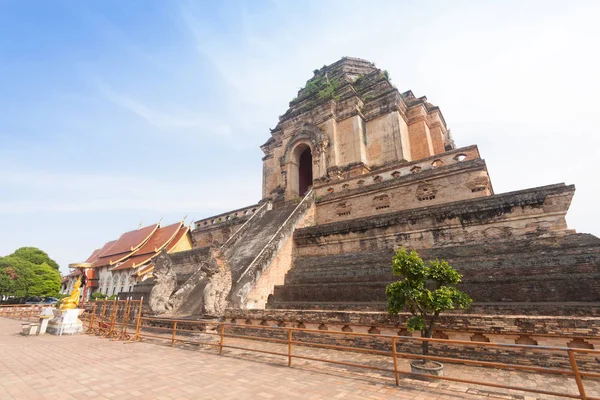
[
  {"x1": 102, "y1": 223, "x2": 158, "y2": 257},
  {"x1": 110, "y1": 253, "x2": 153, "y2": 271},
  {"x1": 93, "y1": 224, "x2": 158, "y2": 267},
  {"x1": 135, "y1": 264, "x2": 154, "y2": 277},
  {"x1": 110, "y1": 222, "x2": 185, "y2": 271},
  {"x1": 84, "y1": 240, "x2": 117, "y2": 266},
  {"x1": 84, "y1": 248, "x2": 102, "y2": 264},
  {"x1": 133, "y1": 222, "x2": 182, "y2": 256}
]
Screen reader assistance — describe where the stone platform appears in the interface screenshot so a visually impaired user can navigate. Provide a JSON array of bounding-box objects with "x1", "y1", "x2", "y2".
[
  {"x1": 46, "y1": 308, "x2": 84, "y2": 335},
  {"x1": 269, "y1": 229, "x2": 600, "y2": 314}
]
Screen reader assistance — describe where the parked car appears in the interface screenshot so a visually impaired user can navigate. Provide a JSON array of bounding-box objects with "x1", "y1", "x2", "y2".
[
  {"x1": 42, "y1": 297, "x2": 58, "y2": 304},
  {"x1": 25, "y1": 296, "x2": 43, "y2": 304}
]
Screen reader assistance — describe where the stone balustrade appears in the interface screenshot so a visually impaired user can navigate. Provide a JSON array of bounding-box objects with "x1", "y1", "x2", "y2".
[
  {"x1": 313, "y1": 145, "x2": 482, "y2": 199},
  {"x1": 193, "y1": 203, "x2": 261, "y2": 231}
]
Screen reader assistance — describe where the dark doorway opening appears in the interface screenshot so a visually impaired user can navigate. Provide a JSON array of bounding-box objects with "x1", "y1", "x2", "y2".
[{"x1": 298, "y1": 147, "x2": 313, "y2": 196}]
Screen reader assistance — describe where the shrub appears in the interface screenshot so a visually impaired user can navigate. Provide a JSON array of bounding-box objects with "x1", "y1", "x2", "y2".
[
  {"x1": 386, "y1": 248, "x2": 471, "y2": 356},
  {"x1": 91, "y1": 292, "x2": 107, "y2": 301}
]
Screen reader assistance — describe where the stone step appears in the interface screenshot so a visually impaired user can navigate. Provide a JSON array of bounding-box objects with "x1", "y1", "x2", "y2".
[
  {"x1": 272, "y1": 281, "x2": 389, "y2": 302},
  {"x1": 286, "y1": 252, "x2": 600, "y2": 285},
  {"x1": 266, "y1": 301, "x2": 600, "y2": 316},
  {"x1": 226, "y1": 204, "x2": 297, "y2": 279},
  {"x1": 266, "y1": 301, "x2": 388, "y2": 311},
  {"x1": 273, "y1": 271, "x2": 600, "y2": 303},
  {"x1": 292, "y1": 243, "x2": 600, "y2": 270},
  {"x1": 270, "y1": 233, "x2": 600, "y2": 310}
]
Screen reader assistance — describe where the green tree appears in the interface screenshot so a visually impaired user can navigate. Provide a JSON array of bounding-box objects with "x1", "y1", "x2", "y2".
[
  {"x1": 0, "y1": 256, "x2": 36, "y2": 297},
  {"x1": 0, "y1": 250, "x2": 62, "y2": 298},
  {"x1": 386, "y1": 248, "x2": 472, "y2": 356},
  {"x1": 11, "y1": 247, "x2": 60, "y2": 270},
  {"x1": 27, "y1": 263, "x2": 61, "y2": 297}
]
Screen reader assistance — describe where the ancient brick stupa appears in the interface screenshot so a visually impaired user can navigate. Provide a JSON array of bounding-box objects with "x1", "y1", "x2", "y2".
[{"x1": 135, "y1": 57, "x2": 600, "y2": 320}]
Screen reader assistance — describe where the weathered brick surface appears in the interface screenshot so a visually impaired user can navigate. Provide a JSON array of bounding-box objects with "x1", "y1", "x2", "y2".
[
  {"x1": 260, "y1": 58, "x2": 453, "y2": 202},
  {"x1": 268, "y1": 230, "x2": 600, "y2": 311}
]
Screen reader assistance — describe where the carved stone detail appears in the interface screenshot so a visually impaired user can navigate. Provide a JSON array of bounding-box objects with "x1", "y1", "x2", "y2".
[
  {"x1": 149, "y1": 248, "x2": 232, "y2": 317},
  {"x1": 280, "y1": 124, "x2": 329, "y2": 167}
]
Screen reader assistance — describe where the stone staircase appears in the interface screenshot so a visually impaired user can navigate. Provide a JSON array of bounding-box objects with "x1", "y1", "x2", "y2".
[
  {"x1": 223, "y1": 203, "x2": 298, "y2": 281},
  {"x1": 168, "y1": 191, "x2": 316, "y2": 314},
  {"x1": 227, "y1": 191, "x2": 316, "y2": 307},
  {"x1": 267, "y1": 233, "x2": 600, "y2": 314}
]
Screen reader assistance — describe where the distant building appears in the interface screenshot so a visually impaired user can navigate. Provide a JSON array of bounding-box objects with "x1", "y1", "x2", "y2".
[{"x1": 63, "y1": 220, "x2": 192, "y2": 300}]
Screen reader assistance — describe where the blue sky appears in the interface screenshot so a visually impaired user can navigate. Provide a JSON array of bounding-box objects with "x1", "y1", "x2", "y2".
[{"x1": 1, "y1": 0, "x2": 599, "y2": 274}]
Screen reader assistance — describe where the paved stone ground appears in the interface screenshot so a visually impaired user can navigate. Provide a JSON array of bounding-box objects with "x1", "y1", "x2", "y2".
[{"x1": 0, "y1": 318, "x2": 598, "y2": 400}]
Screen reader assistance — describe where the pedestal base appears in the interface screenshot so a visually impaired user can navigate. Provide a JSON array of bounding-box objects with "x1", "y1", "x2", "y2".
[{"x1": 46, "y1": 309, "x2": 84, "y2": 335}]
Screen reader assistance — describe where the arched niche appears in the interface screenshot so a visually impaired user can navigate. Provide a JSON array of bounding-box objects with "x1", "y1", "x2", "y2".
[
  {"x1": 287, "y1": 142, "x2": 314, "y2": 198},
  {"x1": 280, "y1": 125, "x2": 329, "y2": 199}
]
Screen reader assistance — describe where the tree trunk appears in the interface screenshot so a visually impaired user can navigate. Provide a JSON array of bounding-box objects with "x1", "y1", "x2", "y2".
[{"x1": 421, "y1": 328, "x2": 431, "y2": 357}]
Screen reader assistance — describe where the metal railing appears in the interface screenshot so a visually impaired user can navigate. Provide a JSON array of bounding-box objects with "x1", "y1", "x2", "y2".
[
  {"x1": 11, "y1": 302, "x2": 599, "y2": 399},
  {"x1": 81, "y1": 299, "x2": 143, "y2": 340},
  {"x1": 0, "y1": 304, "x2": 54, "y2": 321},
  {"x1": 123, "y1": 315, "x2": 599, "y2": 400}
]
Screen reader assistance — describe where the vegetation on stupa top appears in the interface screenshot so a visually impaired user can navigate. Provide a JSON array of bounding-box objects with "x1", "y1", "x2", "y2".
[
  {"x1": 0, "y1": 247, "x2": 61, "y2": 297},
  {"x1": 288, "y1": 67, "x2": 393, "y2": 109},
  {"x1": 386, "y1": 248, "x2": 471, "y2": 356},
  {"x1": 290, "y1": 73, "x2": 342, "y2": 107}
]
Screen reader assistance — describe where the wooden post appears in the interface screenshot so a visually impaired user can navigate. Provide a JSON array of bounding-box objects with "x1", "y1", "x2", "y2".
[
  {"x1": 392, "y1": 337, "x2": 399, "y2": 386},
  {"x1": 567, "y1": 350, "x2": 587, "y2": 400},
  {"x1": 87, "y1": 303, "x2": 97, "y2": 333},
  {"x1": 288, "y1": 329, "x2": 293, "y2": 367},
  {"x1": 171, "y1": 321, "x2": 178, "y2": 347},
  {"x1": 119, "y1": 299, "x2": 130, "y2": 340},
  {"x1": 107, "y1": 300, "x2": 119, "y2": 338},
  {"x1": 132, "y1": 300, "x2": 143, "y2": 342},
  {"x1": 122, "y1": 299, "x2": 132, "y2": 340},
  {"x1": 219, "y1": 324, "x2": 225, "y2": 355},
  {"x1": 100, "y1": 300, "x2": 107, "y2": 319}
]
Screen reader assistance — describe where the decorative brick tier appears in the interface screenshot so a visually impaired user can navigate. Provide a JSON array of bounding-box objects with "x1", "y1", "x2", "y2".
[{"x1": 269, "y1": 232, "x2": 600, "y2": 312}]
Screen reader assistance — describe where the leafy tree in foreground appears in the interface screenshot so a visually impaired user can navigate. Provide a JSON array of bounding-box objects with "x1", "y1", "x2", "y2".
[
  {"x1": 386, "y1": 248, "x2": 472, "y2": 356},
  {"x1": 11, "y1": 247, "x2": 60, "y2": 270},
  {"x1": 0, "y1": 256, "x2": 36, "y2": 297},
  {"x1": 0, "y1": 250, "x2": 61, "y2": 298},
  {"x1": 27, "y1": 263, "x2": 61, "y2": 297}
]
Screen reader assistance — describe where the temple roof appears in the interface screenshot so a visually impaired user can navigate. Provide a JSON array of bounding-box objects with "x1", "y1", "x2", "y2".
[
  {"x1": 84, "y1": 248, "x2": 102, "y2": 264},
  {"x1": 93, "y1": 223, "x2": 159, "y2": 267},
  {"x1": 64, "y1": 270, "x2": 82, "y2": 278},
  {"x1": 73, "y1": 219, "x2": 189, "y2": 272},
  {"x1": 133, "y1": 222, "x2": 182, "y2": 256},
  {"x1": 165, "y1": 226, "x2": 190, "y2": 252},
  {"x1": 110, "y1": 223, "x2": 185, "y2": 271},
  {"x1": 85, "y1": 240, "x2": 116, "y2": 265},
  {"x1": 101, "y1": 223, "x2": 159, "y2": 258},
  {"x1": 134, "y1": 263, "x2": 154, "y2": 277}
]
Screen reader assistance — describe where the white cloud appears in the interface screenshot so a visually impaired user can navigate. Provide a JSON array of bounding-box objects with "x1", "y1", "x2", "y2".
[{"x1": 96, "y1": 80, "x2": 231, "y2": 134}]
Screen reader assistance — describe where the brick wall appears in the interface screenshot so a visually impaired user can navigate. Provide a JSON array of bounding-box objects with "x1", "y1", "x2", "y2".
[{"x1": 223, "y1": 309, "x2": 600, "y2": 371}]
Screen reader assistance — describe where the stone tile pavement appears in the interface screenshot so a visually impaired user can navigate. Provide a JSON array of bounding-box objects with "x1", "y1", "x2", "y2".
[{"x1": 0, "y1": 318, "x2": 597, "y2": 400}]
